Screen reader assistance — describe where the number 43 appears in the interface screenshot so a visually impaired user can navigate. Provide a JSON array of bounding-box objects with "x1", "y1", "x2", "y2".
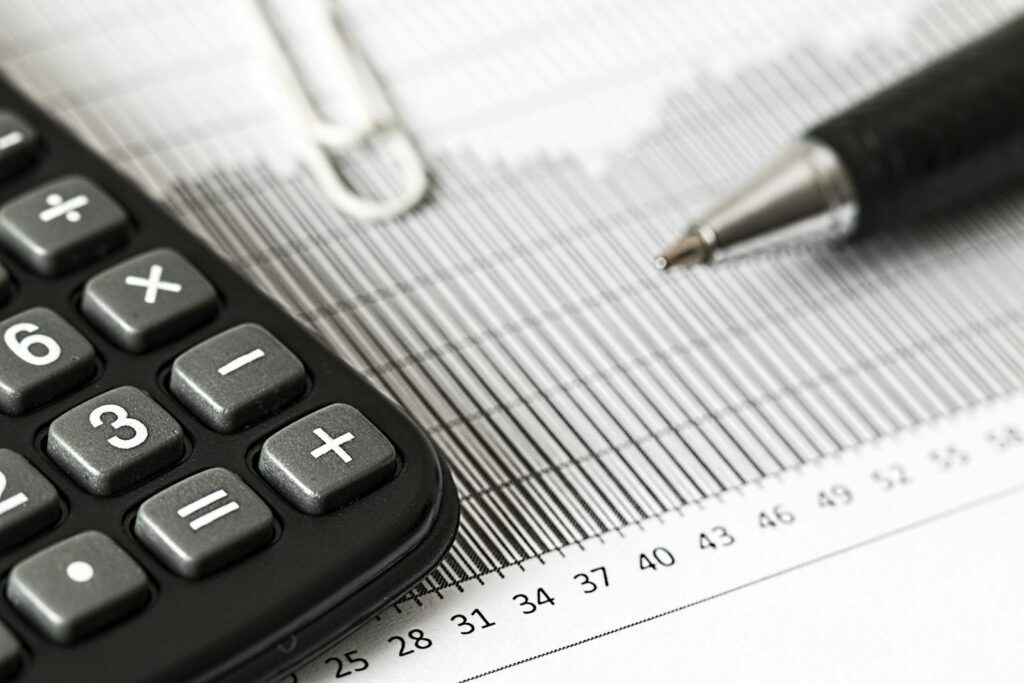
[{"x1": 699, "y1": 526, "x2": 735, "y2": 550}]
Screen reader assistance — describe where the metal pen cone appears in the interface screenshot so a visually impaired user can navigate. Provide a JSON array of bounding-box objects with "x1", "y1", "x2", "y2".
[
  {"x1": 654, "y1": 140, "x2": 856, "y2": 270},
  {"x1": 654, "y1": 232, "x2": 710, "y2": 270}
]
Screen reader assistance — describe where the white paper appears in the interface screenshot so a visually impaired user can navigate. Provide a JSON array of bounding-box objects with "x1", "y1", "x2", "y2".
[{"x1": 2, "y1": 0, "x2": 1024, "y2": 680}]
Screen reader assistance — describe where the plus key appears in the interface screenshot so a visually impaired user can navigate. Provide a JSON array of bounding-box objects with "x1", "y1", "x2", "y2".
[
  {"x1": 260, "y1": 404, "x2": 397, "y2": 515},
  {"x1": 310, "y1": 428, "x2": 355, "y2": 462}
]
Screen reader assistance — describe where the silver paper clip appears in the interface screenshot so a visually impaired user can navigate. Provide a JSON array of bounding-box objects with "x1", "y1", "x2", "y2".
[{"x1": 253, "y1": 0, "x2": 429, "y2": 221}]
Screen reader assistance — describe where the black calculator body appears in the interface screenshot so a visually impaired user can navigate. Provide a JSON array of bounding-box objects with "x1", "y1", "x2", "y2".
[{"x1": 0, "y1": 75, "x2": 459, "y2": 681}]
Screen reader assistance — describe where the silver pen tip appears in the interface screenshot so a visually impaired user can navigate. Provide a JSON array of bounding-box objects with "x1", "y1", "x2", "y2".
[{"x1": 654, "y1": 232, "x2": 710, "y2": 270}]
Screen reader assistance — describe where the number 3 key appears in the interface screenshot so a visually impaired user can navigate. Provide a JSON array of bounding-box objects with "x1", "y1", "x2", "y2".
[{"x1": 48, "y1": 386, "x2": 184, "y2": 496}]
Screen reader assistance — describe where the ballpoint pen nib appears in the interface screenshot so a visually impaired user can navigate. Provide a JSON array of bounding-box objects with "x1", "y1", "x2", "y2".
[{"x1": 654, "y1": 232, "x2": 709, "y2": 270}]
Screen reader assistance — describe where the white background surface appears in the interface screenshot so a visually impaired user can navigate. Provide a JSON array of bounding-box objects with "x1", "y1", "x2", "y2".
[{"x1": 1, "y1": 2, "x2": 1023, "y2": 680}]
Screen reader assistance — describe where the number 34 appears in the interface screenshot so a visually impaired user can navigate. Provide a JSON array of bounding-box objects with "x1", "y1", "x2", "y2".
[{"x1": 89, "y1": 404, "x2": 148, "y2": 450}]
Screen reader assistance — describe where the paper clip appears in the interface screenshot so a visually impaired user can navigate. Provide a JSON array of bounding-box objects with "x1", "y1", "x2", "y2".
[{"x1": 252, "y1": 0, "x2": 429, "y2": 221}]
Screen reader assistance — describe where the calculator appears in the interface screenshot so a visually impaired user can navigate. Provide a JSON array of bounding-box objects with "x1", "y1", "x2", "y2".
[{"x1": 0, "y1": 76, "x2": 459, "y2": 681}]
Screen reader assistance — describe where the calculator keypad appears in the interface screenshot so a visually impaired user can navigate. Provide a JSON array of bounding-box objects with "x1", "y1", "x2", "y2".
[
  {"x1": 134, "y1": 468, "x2": 274, "y2": 578},
  {"x1": 6, "y1": 531, "x2": 149, "y2": 644},
  {"x1": 0, "y1": 175, "x2": 128, "y2": 276},
  {"x1": 82, "y1": 248, "x2": 218, "y2": 352},
  {"x1": 0, "y1": 307, "x2": 96, "y2": 415},
  {"x1": 259, "y1": 404, "x2": 397, "y2": 515},
  {"x1": 170, "y1": 323, "x2": 306, "y2": 432},
  {"x1": 0, "y1": 110, "x2": 38, "y2": 180},
  {"x1": 0, "y1": 450, "x2": 59, "y2": 551},
  {"x1": 0, "y1": 81, "x2": 454, "y2": 680},
  {"x1": 47, "y1": 386, "x2": 184, "y2": 496}
]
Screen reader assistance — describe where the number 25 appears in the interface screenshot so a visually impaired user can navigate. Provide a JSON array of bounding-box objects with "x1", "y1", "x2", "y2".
[{"x1": 89, "y1": 404, "x2": 148, "y2": 450}]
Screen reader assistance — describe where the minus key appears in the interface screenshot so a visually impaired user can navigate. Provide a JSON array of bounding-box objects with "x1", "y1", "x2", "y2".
[{"x1": 0, "y1": 110, "x2": 38, "y2": 179}]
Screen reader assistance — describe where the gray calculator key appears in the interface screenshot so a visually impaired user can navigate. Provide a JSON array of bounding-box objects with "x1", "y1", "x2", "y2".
[
  {"x1": 170, "y1": 323, "x2": 305, "y2": 432},
  {"x1": 259, "y1": 404, "x2": 397, "y2": 515},
  {"x1": 6, "y1": 530, "x2": 149, "y2": 643},
  {"x1": 0, "y1": 307, "x2": 96, "y2": 415},
  {"x1": 135, "y1": 468, "x2": 273, "y2": 578},
  {"x1": 82, "y1": 248, "x2": 218, "y2": 352},
  {"x1": 48, "y1": 386, "x2": 184, "y2": 496},
  {"x1": 0, "y1": 449, "x2": 60, "y2": 550},
  {"x1": 0, "y1": 110, "x2": 38, "y2": 180},
  {"x1": 0, "y1": 620, "x2": 21, "y2": 679},
  {"x1": 0, "y1": 175, "x2": 128, "y2": 276}
]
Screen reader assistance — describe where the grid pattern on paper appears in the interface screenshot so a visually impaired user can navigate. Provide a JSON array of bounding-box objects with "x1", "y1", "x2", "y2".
[{"x1": 166, "y1": 7, "x2": 1024, "y2": 590}]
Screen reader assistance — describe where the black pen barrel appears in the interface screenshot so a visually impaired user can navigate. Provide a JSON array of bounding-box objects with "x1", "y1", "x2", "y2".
[{"x1": 807, "y1": 15, "x2": 1024, "y2": 235}]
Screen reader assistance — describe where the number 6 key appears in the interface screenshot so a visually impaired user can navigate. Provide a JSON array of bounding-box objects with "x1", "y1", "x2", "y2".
[{"x1": 0, "y1": 307, "x2": 96, "y2": 414}]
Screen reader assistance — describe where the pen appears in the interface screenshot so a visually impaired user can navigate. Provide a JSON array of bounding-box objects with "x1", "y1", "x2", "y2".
[{"x1": 655, "y1": 15, "x2": 1024, "y2": 270}]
